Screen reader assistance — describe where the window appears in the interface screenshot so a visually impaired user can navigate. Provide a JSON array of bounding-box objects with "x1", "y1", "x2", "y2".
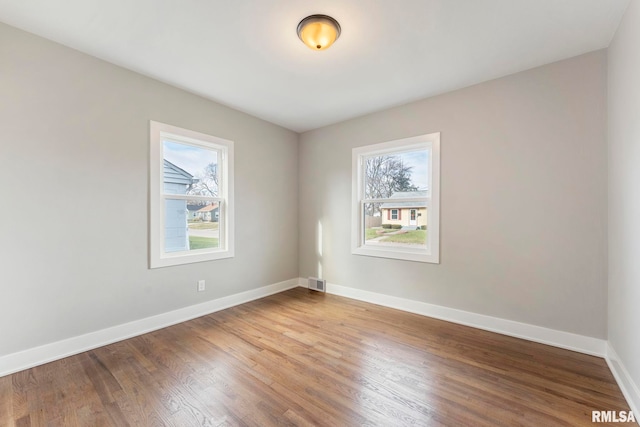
[
  {"x1": 351, "y1": 133, "x2": 440, "y2": 263},
  {"x1": 149, "y1": 121, "x2": 234, "y2": 268}
]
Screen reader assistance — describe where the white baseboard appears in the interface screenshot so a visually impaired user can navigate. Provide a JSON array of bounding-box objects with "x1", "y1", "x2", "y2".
[
  {"x1": 297, "y1": 278, "x2": 606, "y2": 357},
  {"x1": 606, "y1": 343, "x2": 640, "y2": 421},
  {"x1": 0, "y1": 278, "x2": 300, "y2": 378}
]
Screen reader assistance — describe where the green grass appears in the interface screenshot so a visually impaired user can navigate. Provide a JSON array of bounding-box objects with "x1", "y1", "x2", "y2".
[
  {"x1": 188, "y1": 222, "x2": 219, "y2": 230},
  {"x1": 365, "y1": 228, "x2": 380, "y2": 240},
  {"x1": 380, "y1": 230, "x2": 427, "y2": 244},
  {"x1": 189, "y1": 236, "x2": 219, "y2": 250}
]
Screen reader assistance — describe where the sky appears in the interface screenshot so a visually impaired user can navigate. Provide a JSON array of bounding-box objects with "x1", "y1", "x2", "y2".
[
  {"x1": 163, "y1": 140, "x2": 217, "y2": 176},
  {"x1": 395, "y1": 149, "x2": 429, "y2": 190}
]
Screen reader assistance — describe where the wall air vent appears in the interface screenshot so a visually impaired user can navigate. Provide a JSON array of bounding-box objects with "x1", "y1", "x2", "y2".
[{"x1": 308, "y1": 277, "x2": 326, "y2": 292}]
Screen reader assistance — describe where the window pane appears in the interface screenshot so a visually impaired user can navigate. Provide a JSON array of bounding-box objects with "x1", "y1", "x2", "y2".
[
  {"x1": 165, "y1": 199, "x2": 220, "y2": 253},
  {"x1": 364, "y1": 149, "x2": 429, "y2": 199},
  {"x1": 163, "y1": 140, "x2": 219, "y2": 196},
  {"x1": 151, "y1": 121, "x2": 234, "y2": 268},
  {"x1": 352, "y1": 133, "x2": 439, "y2": 263},
  {"x1": 364, "y1": 202, "x2": 428, "y2": 248}
]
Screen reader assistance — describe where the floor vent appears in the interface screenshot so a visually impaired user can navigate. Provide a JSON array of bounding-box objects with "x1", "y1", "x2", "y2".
[{"x1": 308, "y1": 277, "x2": 326, "y2": 292}]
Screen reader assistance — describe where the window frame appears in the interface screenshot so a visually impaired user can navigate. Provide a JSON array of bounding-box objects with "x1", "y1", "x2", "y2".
[
  {"x1": 149, "y1": 120, "x2": 234, "y2": 268},
  {"x1": 351, "y1": 132, "x2": 440, "y2": 263}
]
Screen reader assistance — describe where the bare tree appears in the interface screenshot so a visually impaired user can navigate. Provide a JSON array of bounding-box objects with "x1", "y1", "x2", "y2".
[
  {"x1": 365, "y1": 156, "x2": 417, "y2": 215},
  {"x1": 189, "y1": 163, "x2": 218, "y2": 198}
]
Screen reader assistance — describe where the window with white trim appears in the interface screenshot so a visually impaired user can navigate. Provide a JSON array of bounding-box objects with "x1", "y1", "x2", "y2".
[
  {"x1": 149, "y1": 121, "x2": 234, "y2": 268},
  {"x1": 352, "y1": 133, "x2": 440, "y2": 263}
]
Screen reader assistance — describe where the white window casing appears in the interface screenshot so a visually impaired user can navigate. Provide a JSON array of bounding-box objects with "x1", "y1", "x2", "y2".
[
  {"x1": 351, "y1": 133, "x2": 440, "y2": 263},
  {"x1": 149, "y1": 120, "x2": 234, "y2": 268}
]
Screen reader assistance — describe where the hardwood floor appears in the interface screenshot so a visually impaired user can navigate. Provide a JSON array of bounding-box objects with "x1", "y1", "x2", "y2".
[{"x1": 0, "y1": 288, "x2": 631, "y2": 426}]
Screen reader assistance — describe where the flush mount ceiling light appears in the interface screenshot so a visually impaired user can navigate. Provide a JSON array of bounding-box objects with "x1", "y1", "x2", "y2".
[{"x1": 297, "y1": 14, "x2": 341, "y2": 51}]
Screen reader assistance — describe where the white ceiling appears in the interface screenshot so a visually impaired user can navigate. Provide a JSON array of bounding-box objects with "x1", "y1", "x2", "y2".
[{"x1": 0, "y1": 0, "x2": 630, "y2": 132}]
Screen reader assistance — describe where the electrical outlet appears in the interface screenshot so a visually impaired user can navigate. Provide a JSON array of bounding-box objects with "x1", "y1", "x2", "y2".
[{"x1": 197, "y1": 280, "x2": 206, "y2": 292}]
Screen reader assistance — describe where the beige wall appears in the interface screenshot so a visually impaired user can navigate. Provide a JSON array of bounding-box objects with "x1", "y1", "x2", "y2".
[
  {"x1": 0, "y1": 22, "x2": 299, "y2": 356},
  {"x1": 608, "y1": 0, "x2": 640, "y2": 403},
  {"x1": 299, "y1": 51, "x2": 608, "y2": 338}
]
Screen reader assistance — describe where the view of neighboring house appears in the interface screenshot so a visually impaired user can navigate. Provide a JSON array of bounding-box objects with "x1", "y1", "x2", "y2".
[
  {"x1": 196, "y1": 203, "x2": 219, "y2": 222},
  {"x1": 186, "y1": 204, "x2": 201, "y2": 220},
  {"x1": 163, "y1": 160, "x2": 197, "y2": 252},
  {"x1": 186, "y1": 203, "x2": 219, "y2": 221},
  {"x1": 380, "y1": 191, "x2": 427, "y2": 228}
]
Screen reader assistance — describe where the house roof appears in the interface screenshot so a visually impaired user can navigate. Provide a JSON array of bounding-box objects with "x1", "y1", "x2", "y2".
[
  {"x1": 196, "y1": 203, "x2": 218, "y2": 212},
  {"x1": 163, "y1": 160, "x2": 196, "y2": 186},
  {"x1": 187, "y1": 204, "x2": 204, "y2": 212},
  {"x1": 380, "y1": 191, "x2": 428, "y2": 209}
]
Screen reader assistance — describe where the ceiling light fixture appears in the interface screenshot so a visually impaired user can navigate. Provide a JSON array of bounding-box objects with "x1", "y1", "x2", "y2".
[{"x1": 297, "y1": 14, "x2": 341, "y2": 51}]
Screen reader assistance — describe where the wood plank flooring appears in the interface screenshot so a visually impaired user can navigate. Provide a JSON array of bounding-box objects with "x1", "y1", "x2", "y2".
[{"x1": 0, "y1": 288, "x2": 631, "y2": 426}]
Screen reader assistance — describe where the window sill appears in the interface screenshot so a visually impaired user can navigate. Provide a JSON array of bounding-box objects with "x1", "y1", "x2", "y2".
[
  {"x1": 352, "y1": 245, "x2": 439, "y2": 264},
  {"x1": 150, "y1": 249, "x2": 234, "y2": 269}
]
